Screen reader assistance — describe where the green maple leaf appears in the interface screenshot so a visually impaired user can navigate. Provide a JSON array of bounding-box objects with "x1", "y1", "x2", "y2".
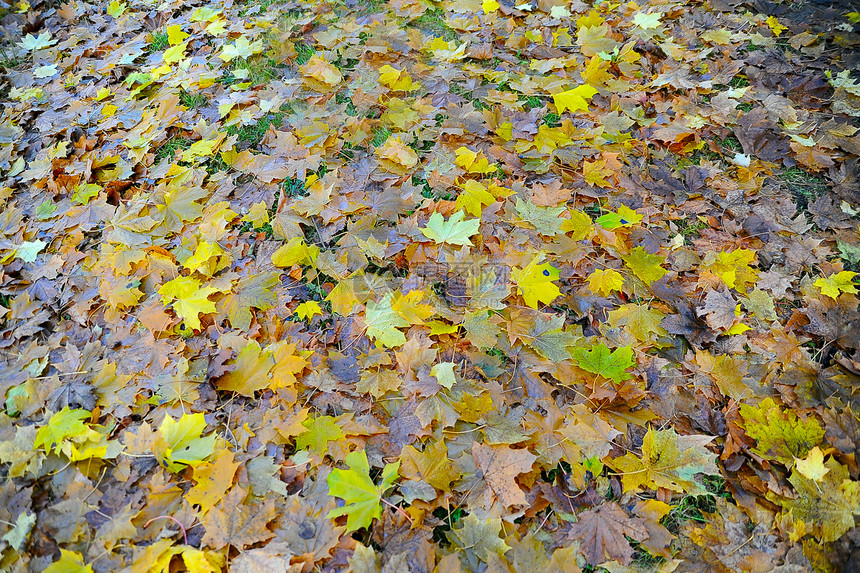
[
  {"x1": 364, "y1": 292, "x2": 410, "y2": 348},
  {"x1": 609, "y1": 427, "x2": 718, "y2": 494},
  {"x1": 420, "y1": 211, "x2": 481, "y2": 246},
  {"x1": 739, "y1": 397, "x2": 824, "y2": 463},
  {"x1": 327, "y1": 450, "x2": 400, "y2": 533},
  {"x1": 571, "y1": 343, "x2": 634, "y2": 383},
  {"x1": 295, "y1": 415, "x2": 345, "y2": 454},
  {"x1": 153, "y1": 413, "x2": 216, "y2": 472},
  {"x1": 622, "y1": 246, "x2": 667, "y2": 285}
]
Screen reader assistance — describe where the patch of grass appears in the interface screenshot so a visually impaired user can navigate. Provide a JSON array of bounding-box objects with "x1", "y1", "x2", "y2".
[
  {"x1": 676, "y1": 217, "x2": 708, "y2": 244},
  {"x1": 781, "y1": 166, "x2": 829, "y2": 212},
  {"x1": 227, "y1": 112, "x2": 285, "y2": 148},
  {"x1": 179, "y1": 89, "x2": 209, "y2": 109},
  {"x1": 411, "y1": 8, "x2": 458, "y2": 41},
  {"x1": 432, "y1": 506, "x2": 466, "y2": 546},
  {"x1": 713, "y1": 134, "x2": 742, "y2": 153},
  {"x1": 736, "y1": 102, "x2": 754, "y2": 112},
  {"x1": 294, "y1": 42, "x2": 314, "y2": 66},
  {"x1": 154, "y1": 137, "x2": 192, "y2": 163},
  {"x1": 661, "y1": 475, "x2": 732, "y2": 534},
  {"x1": 0, "y1": 47, "x2": 24, "y2": 70},
  {"x1": 521, "y1": 95, "x2": 544, "y2": 112},
  {"x1": 370, "y1": 127, "x2": 392, "y2": 148},
  {"x1": 542, "y1": 112, "x2": 561, "y2": 128},
  {"x1": 147, "y1": 31, "x2": 169, "y2": 52},
  {"x1": 630, "y1": 539, "x2": 665, "y2": 569},
  {"x1": 729, "y1": 75, "x2": 750, "y2": 89}
]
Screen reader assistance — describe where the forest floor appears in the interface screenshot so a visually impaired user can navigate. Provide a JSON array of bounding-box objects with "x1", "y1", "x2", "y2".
[{"x1": 1, "y1": 0, "x2": 860, "y2": 571}]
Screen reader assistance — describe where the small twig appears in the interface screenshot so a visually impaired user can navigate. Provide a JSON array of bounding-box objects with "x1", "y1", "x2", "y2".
[
  {"x1": 144, "y1": 515, "x2": 189, "y2": 545},
  {"x1": 381, "y1": 498, "x2": 413, "y2": 525}
]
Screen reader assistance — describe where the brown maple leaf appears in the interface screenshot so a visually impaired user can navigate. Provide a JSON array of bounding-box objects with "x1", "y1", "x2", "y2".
[
  {"x1": 567, "y1": 502, "x2": 648, "y2": 566},
  {"x1": 472, "y1": 443, "x2": 536, "y2": 507},
  {"x1": 201, "y1": 486, "x2": 277, "y2": 550},
  {"x1": 696, "y1": 288, "x2": 738, "y2": 331}
]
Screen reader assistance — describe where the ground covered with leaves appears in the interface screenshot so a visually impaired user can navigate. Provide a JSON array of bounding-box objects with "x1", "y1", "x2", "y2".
[{"x1": 1, "y1": 0, "x2": 860, "y2": 570}]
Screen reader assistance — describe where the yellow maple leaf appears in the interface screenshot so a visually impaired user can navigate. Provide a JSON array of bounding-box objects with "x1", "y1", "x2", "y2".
[
  {"x1": 765, "y1": 15, "x2": 787, "y2": 37},
  {"x1": 271, "y1": 237, "x2": 319, "y2": 268},
  {"x1": 795, "y1": 446, "x2": 829, "y2": 482},
  {"x1": 44, "y1": 549, "x2": 93, "y2": 573},
  {"x1": 586, "y1": 268, "x2": 624, "y2": 296},
  {"x1": 552, "y1": 84, "x2": 598, "y2": 114},
  {"x1": 159, "y1": 276, "x2": 219, "y2": 331},
  {"x1": 294, "y1": 300, "x2": 323, "y2": 321},
  {"x1": 814, "y1": 271, "x2": 857, "y2": 299},
  {"x1": 184, "y1": 240, "x2": 230, "y2": 277},
  {"x1": 391, "y1": 290, "x2": 435, "y2": 324},
  {"x1": 377, "y1": 136, "x2": 419, "y2": 170},
  {"x1": 454, "y1": 147, "x2": 496, "y2": 174},
  {"x1": 153, "y1": 413, "x2": 216, "y2": 472},
  {"x1": 378, "y1": 64, "x2": 418, "y2": 91},
  {"x1": 455, "y1": 180, "x2": 496, "y2": 216},
  {"x1": 512, "y1": 254, "x2": 561, "y2": 308},
  {"x1": 300, "y1": 54, "x2": 343, "y2": 88}
]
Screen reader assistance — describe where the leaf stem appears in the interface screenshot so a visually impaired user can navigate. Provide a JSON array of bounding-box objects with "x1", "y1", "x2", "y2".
[
  {"x1": 381, "y1": 498, "x2": 413, "y2": 525},
  {"x1": 143, "y1": 515, "x2": 189, "y2": 545}
]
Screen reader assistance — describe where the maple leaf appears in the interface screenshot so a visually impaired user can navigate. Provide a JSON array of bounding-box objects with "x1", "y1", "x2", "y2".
[
  {"x1": 632, "y1": 11, "x2": 662, "y2": 29},
  {"x1": 294, "y1": 300, "x2": 322, "y2": 321},
  {"x1": 447, "y1": 514, "x2": 511, "y2": 570},
  {"x1": 696, "y1": 288, "x2": 738, "y2": 331},
  {"x1": 472, "y1": 443, "x2": 536, "y2": 507},
  {"x1": 19, "y1": 31, "x2": 56, "y2": 51},
  {"x1": 221, "y1": 271, "x2": 279, "y2": 331},
  {"x1": 777, "y1": 457, "x2": 860, "y2": 542},
  {"x1": 553, "y1": 84, "x2": 598, "y2": 113},
  {"x1": 216, "y1": 341, "x2": 275, "y2": 397},
  {"x1": 390, "y1": 289, "x2": 435, "y2": 324},
  {"x1": 815, "y1": 270, "x2": 858, "y2": 299},
  {"x1": 300, "y1": 54, "x2": 343, "y2": 88},
  {"x1": 571, "y1": 343, "x2": 634, "y2": 383},
  {"x1": 399, "y1": 440, "x2": 460, "y2": 491},
  {"x1": 33, "y1": 407, "x2": 116, "y2": 461},
  {"x1": 595, "y1": 205, "x2": 642, "y2": 229},
  {"x1": 586, "y1": 268, "x2": 624, "y2": 296},
  {"x1": 271, "y1": 237, "x2": 320, "y2": 268},
  {"x1": 376, "y1": 135, "x2": 418, "y2": 170},
  {"x1": 158, "y1": 276, "x2": 219, "y2": 331},
  {"x1": 201, "y1": 486, "x2": 277, "y2": 549},
  {"x1": 219, "y1": 36, "x2": 263, "y2": 61},
  {"x1": 622, "y1": 247, "x2": 667, "y2": 284},
  {"x1": 511, "y1": 254, "x2": 561, "y2": 308},
  {"x1": 567, "y1": 502, "x2": 648, "y2": 566},
  {"x1": 43, "y1": 549, "x2": 93, "y2": 573},
  {"x1": 739, "y1": 397, "x2": 825, "y2": 463},
  {"x1": 455, "y1": 179, "x2": 497, "y2": 216},
  {"x1": 364, "y1": 292, "x2": 410, "y2": 348},
  {"x1": 420, "y1": 211, "x2": 481, "y2": 246},
  {"x1": 454, "y1": 147, "x2": 496, "y2": 174},
  {"x1": 794, "y1": 446, "x2": 829, "y2": 481},
  {"x1": 295, "y1": 415, "x2": 345, "y2": 454},
  {"x1": 326, "y1": 450, "x2": 400, "y2": 533},
  {"x1": 186, "y1": 449, "x2": 241, "y2": 514},
  {"x1": 153, "y1": 413, "x2": 216, "y2": 472},
  {"x1": 702, "y1": 249, "x2": 759, "y2": 293},
  {"x1": 610, "y1": 428, "x2": 718, "y2": 493},
  {"x1": 378, "y1": 64, "x2": 418, "y2": 91}
]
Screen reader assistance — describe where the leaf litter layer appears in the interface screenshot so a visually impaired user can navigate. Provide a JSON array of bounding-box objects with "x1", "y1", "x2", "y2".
[{"x1": 1, "y1": 0, "x2": 860, "y2": 570}]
